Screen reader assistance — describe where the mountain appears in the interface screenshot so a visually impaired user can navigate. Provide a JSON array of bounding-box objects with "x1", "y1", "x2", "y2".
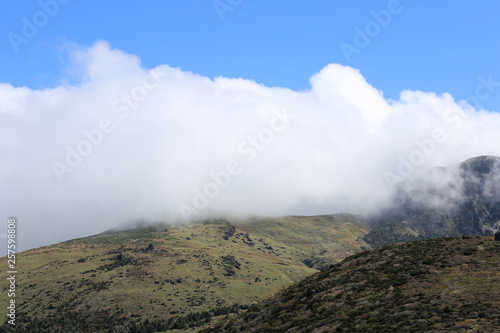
[
  {"x1": 3, "y1": 155, "x2": 500, "y2": 332},
  {"x1": 0, "y1": 214, "x2": 370, "y2": 332},
  {"x1": 204, "y1": 235, "x2": 500, "y2": 332},
  {"x1": 364, "y1": 155, "x2": 500, "y2": 247}
]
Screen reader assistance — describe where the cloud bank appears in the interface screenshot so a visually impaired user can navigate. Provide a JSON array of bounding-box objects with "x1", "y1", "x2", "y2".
[{"x1": 2, "y1": 41, "x2": 500, "y2": 251}]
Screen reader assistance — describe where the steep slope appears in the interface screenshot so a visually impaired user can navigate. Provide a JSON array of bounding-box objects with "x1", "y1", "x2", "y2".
[
  {"x1": 0, "y1": 214, "x2": 370, "y2": 332},
  {"x1": 205, "y1": 236, "x2": 500, "y2": 332},
  {"x1": 365, "y1": 156, "x2": 500, "y2": 247}
]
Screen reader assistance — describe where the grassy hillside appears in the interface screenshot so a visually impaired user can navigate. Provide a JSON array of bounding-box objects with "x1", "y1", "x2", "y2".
[
  {"x1": 0, "y1": 214, "x2": 370, "y2": 332},
  {"x1": 205, "y1": 236, "x2": 500, "y2": 332}
]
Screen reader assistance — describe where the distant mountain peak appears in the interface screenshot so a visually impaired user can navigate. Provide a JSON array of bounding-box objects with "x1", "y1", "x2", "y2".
[
  {"x1": 364, "y1": 156, "x2": 500, "y2": 247},
  {"x1": 460, "y1": 155, "x2": 500, "y2": 176}
]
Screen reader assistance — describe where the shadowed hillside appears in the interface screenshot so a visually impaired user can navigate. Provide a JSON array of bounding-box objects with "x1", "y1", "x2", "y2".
[{"x1": 205, "y1": 236, "x2": 500, "y2": 332}]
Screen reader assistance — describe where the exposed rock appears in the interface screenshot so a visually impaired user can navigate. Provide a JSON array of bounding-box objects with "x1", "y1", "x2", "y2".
[
  {"x1": 116, "y1": 253, "x2": 127, "y2": 261},
  {"x1": 223, "y1": 225, "x2": 236, "y2": 240},
  {"x1": 221, "y1": 255, "x2": 241, "y2": 277},
  {"x1": 302, "y1": 256, "x2": 332, "y2": 271},
  {"x1": 96, "y1": 253, "x2": 137, "y2": 271},
  {"x1": 365, "y1": 156, "x2": 500, "y2": 247},
  {"x1": 221, "y1": 255, "x2": 241, "y2": 269}
]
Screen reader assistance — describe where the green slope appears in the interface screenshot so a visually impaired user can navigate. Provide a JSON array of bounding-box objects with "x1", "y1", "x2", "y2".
[{"x1": 0, "y1": 214, "x2": 370, "y2": 332}]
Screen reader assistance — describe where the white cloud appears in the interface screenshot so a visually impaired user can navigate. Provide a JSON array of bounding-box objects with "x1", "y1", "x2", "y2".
[{"x1": 2, "y1": 41, "x2": 500, "y2": 251}]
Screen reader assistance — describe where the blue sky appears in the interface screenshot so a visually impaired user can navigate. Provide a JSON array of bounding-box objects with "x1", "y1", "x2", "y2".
[{"x1": 1, "y1": 0, "x2": 499, "y2": 111}]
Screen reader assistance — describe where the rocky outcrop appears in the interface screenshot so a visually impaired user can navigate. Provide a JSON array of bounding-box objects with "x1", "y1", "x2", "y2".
[{"x1": 365, "y1": 156, "x2": 500, "y2": 247}]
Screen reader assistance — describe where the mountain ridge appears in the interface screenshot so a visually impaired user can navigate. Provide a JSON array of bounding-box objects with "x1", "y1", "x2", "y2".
[{"x1": 2, "y1": 156, "x2": 500, "y2": 332}]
